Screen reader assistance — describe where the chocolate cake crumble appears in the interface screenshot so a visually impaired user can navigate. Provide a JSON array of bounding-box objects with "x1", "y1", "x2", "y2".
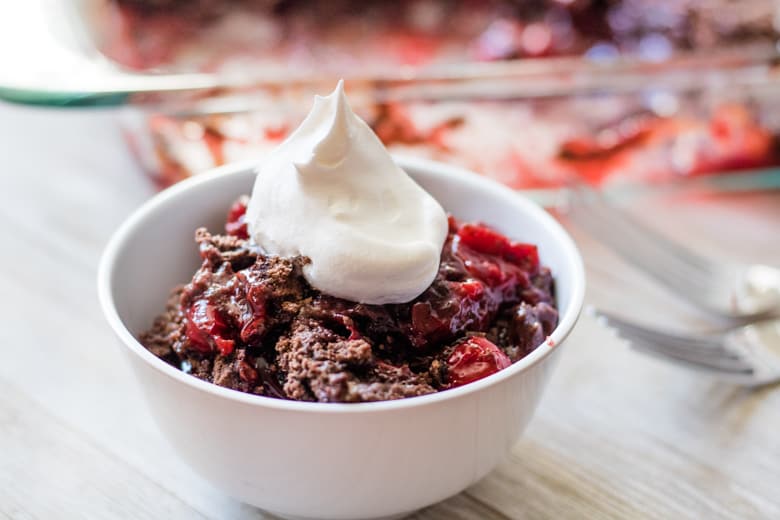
[{"x1": 141, "y1": 198, "x2": 558, "y2": 402}]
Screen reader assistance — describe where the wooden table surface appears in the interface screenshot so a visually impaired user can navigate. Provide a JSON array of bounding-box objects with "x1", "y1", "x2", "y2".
[{"x1": 1, "y1": 103, "x2": 779, "y2": 520}]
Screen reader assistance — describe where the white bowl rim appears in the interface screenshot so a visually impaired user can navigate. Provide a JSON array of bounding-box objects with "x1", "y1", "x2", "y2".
[{"x1": 98, "y1": 155, "x2": 585, "y2": 415}]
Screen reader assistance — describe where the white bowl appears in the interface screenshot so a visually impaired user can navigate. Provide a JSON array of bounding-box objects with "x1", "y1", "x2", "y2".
[{"x1": 98, "y1": 156, "x2": 585, "y2": 520}]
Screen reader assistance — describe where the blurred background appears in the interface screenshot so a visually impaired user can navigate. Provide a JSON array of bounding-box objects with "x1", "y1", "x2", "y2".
[{"x1": 3, "y1": 0, "x2": 780, "y2": 194}]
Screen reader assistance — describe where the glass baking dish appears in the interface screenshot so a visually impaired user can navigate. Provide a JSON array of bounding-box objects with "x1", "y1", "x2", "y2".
[
  {"x1": 119, "y1": 76, "x2": 780, "y2": 197},
  {"x1": 5, "y1": 1, "x2": 780, "y2": 199}
]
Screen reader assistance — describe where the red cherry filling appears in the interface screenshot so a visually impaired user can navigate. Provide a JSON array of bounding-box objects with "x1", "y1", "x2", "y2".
[
  {"x1": 235, "y1": 270, "x2": 268, "y2": 343},
  {"x1": 176, "y1": 211, "x2": 553, "y2": 395},
  {"x1": 446, "y1": 336, "x2": 511, "y2": 388},
  {"x1": 457, "y1": 223, "x2": 539, "y2": 273},
  {"x1": 185, "y1": 299, "x2": 235, "y2": 356},
  {"x1": 406, "y1": 221, "x2": 538, "y2": 348},
  {"x1": 225, "y1": 196, "x2": 249, "y2": 239}
]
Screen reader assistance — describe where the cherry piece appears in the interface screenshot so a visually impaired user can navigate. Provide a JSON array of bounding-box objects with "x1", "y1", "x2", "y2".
[
  {"x1": 185, "y1": 299, "x2": 235, "y2": 356},
  {"x1": 504, "y1": 242, "x2": 539, "y2": 273},
  {"x1": 237, "y1": 272, "x2": 268, "y2": 343},
  {"x1": 214, "y1": 337, "x2": 236, "y2": 357},
  {"x1": 446, "y1": 336, "x2": 511, "y2": 388},
  {"x1": 457, "y1": 223, "x2": 508, "y2": 256},
  {"x1": 457, "y1": 223, "x2": 539, "y2": 273},
  {"x1": 225, "y1": 196, "x2": 249, "y2": 239}
]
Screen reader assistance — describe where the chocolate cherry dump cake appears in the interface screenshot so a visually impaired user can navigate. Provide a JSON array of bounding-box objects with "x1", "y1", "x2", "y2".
[
  {"x1": 141, "y1": 82, "x2": 558, "y2": 402},
  {"x1": 141, "y1": 198, "x2": 557, "y2": 402}
]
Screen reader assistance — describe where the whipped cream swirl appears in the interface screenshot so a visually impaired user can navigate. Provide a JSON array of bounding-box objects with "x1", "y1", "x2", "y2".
[{"x1": 245, "y1": 81, "x2": 448, "y2": 304}]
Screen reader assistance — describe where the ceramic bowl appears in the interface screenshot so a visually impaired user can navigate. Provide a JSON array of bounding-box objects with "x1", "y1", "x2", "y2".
[{"x1": 98, "y1": 156, "x2": 585, "y2": 520}]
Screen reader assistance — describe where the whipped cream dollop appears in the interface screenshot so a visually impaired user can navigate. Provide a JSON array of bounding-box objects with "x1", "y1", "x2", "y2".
[{"x1": 245, "y1": 81, "x2": 448, "y2": 304}]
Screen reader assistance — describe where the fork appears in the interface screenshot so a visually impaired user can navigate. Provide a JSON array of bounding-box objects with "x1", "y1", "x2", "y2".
[
  {"x1": 595, "y1": 309, "x2": 780, "y2": 386},
  {"x1": 565, "y1": 185, "x2": 780, "y2": 319}
]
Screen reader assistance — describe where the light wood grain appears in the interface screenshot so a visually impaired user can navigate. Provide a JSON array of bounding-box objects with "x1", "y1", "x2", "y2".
[{"x1": 0, "y1": 102, "x2": 778, "y2": 519}]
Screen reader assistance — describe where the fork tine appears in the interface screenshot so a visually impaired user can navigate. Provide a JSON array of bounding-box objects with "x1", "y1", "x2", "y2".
[
  {"x1": 597, "y1": 311, "x2": 730, "y2": 354},
  {"x1": 571, "y1": 185, "x2": 716, "y2": 273},
  {"x1": 596, "y1": 312, "x2": 754, "y2": 373},
  {"x1": 567, "y1": 187, "x2": 718, "y2": 297},
  {"x1": 571, "y1": 203, "x2": 712, "y2": 292},
  {"x1": 630, "y1": 343, "x2": 756, "y2": 381},
  {"x1": 568, "y1": 188, "x2": 709, "y2": 277},
  {"x1": 627, "y1": 337, "x2": 753, "y2": 373}
]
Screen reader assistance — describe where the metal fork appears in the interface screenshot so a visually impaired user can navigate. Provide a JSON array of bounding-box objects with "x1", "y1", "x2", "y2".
[
  {"x1": 565, "y1": 185, "x2": 780, "y2": 319},
  {"x1": 595, "y1": 309, "x2": 780, "y2": 386}
]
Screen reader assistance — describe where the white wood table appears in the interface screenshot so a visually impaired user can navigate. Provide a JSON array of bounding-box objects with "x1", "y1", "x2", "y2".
[{"x1": 1, "y1": 103, "x2": 778, "y2": 519}]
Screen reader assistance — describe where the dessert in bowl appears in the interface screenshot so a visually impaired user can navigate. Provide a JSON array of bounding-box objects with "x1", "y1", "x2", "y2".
[{"x1": 98, "y1": 83, "x2": 585, "y2": 519}]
